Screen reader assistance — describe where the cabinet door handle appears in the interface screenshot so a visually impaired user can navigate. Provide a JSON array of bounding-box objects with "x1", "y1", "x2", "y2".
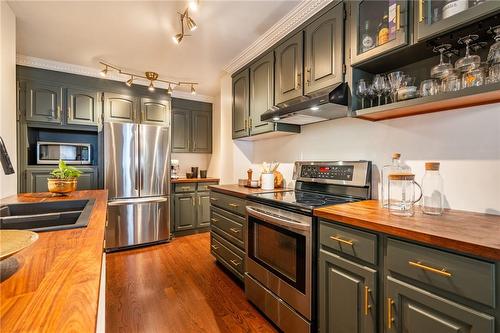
[
  {"x1": 192, "y1": 198, "x2": 196, "y2": 207},
  {"x1": 249, "y1": 118, "x2": 253, "y2": 128},
  {"x1": 228, "y1": 203, "x2": 239, "y2": 208},
  {"x1": 296, "y1": 73, "x2": 302, "y2": 89},
  {"x1": 408, "y1": 261, "x2": 452, "y2": 277},
  {"x1": 198, "y1": 196, "x2": 201, "y2": 206},
  {"x1": 364, "y1": 286, "x2": 371, "y2": 315},
  {"x1": 396, "y1": 4, "x2": 401, "y2": 30},
  {"x1": 329, "y1": 235, "x2": 354, "y2": 245},
  {"x1": 229, "y1": 227, "x2": 240, "y2": 234},
  {"x1": 306, "y1": 68, "x2": 311, "y2": 86},
  {"x1": 230, "y1": 259, "x2": 240, "y2": 267},
  {"x1": 244, "y1": 119, "x2": 248, "y2": 131},
  {"x1": 418, "y1": 0, "x2": 424, "y2": 22},
  {"x1": 387, "y1": 298, "x2": 394, "y2": 329}
]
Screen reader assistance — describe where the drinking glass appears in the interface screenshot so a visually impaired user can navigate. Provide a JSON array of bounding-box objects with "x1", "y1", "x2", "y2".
[
  {"x1": 488, "y1": 63, "x2": 500, "y2": 84},
  {"x1": 387, "y1": 71, "x2": 404, "y2": 103},
  {"x1": 441, "y1": 70, "x2": 461, "y2": 92},
  {"x1": 455, "y1": 35, "x2": 481, "y2": 72},
  {"x1": 462, "y1": 65, "x2": 487, "y2": 88},
  {"x1": 356, "y1": 79, "x2": 369, "y2": 109},
  {"x1": 487, "y1": 25, "x2": 500, "y2": 65},
  {"x1": 420, "y1": 79, "x2": 439, "y2": 97},
  {"x1": 431, "y1": 44, "x2": 453, "y2": 79},
  {"x1": 372, "y1": 74, "x2": 387, "y2": 106}
]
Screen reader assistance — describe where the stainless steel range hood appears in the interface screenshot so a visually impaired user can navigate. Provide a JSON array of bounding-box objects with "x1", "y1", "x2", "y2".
[{"x1": 261, "y1": 83, "x2": 348, "y2": 125}]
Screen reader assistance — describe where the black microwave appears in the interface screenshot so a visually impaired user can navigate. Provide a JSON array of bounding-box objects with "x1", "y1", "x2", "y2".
[{"x1": 37, "y1": 141, "x2": 91, "y2": 165}]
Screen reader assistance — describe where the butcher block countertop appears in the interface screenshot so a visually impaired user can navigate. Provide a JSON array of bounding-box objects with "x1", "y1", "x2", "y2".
[
  {"x1": 171, "y1": 177, "x2": 219, "y2": 183},
  {"x1": 209, "y1": 184, "x2": 292, "y2": 199},
  {"x1": 0, "y1": 190, "x2": 108, "y2": 333},
  {"x1": 314, "y1": 200, "x2": 500, "y2": 261}
]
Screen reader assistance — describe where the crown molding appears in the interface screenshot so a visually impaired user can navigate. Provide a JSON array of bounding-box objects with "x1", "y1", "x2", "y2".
[
  {"x1": 222, "y1": 0, "x2": 333, "y2": 74},
  {"x1": 16, "y1": 54, "x2": 215, "y2": 103}
]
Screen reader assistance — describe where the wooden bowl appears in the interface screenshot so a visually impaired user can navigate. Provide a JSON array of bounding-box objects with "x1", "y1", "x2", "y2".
[{"x1": 47, "y1": 179, "x2": 77, "y2": 195}]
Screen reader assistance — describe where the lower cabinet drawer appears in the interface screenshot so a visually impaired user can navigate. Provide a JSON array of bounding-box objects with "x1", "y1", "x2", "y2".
[
  {"x1": 210, "y1": 191, "x2": 246, "y2": 216},
  {"x1": 174, "y1": 183, "x2": 196, "y2": 193},
  {"x1": 211, "y1": 232, "x2": 245, "y2": 278},
  {"x1": 386, "y1": 238, "x2": 495, "y2": 307},
  {"x1": 197, "y1": 182, "x2": 218, "y2": 192},
  {"x1": 210, "y1": 206, "x2": 245, "y2": 249}
]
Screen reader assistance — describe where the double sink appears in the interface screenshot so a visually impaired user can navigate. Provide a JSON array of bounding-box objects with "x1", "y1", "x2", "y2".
[{"x1": 0, "y1": 199, "x2": 95, "y2": 232}]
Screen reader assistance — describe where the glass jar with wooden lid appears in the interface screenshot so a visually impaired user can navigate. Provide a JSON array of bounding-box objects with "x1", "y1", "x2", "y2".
[{"x1": 388, "y1": 172, "x2": 422, "y2": 217}]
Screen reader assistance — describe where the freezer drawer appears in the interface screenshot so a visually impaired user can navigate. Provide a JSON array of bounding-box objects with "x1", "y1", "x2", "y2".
[{"x1": 105, "y1": 197, "x2": 170, "y2": 251}]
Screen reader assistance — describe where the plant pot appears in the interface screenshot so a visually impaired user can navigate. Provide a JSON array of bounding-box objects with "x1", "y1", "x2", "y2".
[{"x1": 47, "y1": 178, "x2": 77, "y2": 195}]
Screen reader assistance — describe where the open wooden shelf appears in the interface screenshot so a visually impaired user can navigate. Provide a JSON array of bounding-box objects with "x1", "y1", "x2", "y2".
[{"x1": 354, "y1": 81, "x2": 500, "y2": 121}]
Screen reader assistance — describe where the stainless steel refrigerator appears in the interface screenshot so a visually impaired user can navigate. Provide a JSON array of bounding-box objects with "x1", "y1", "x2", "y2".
[{"x1": 104, "y1": 122, "x2": 170, "y2": 251}]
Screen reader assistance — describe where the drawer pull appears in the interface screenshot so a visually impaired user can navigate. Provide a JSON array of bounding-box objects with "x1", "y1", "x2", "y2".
[
  {"x1": 387, "y1": 297, "x2": 394, "y2": 328},
  {"x1": 210, "y1": 218, "x2": 218, "y2": 223},
  {"x1": 229, "y1": 227, "x2": 240, "y2": 234},
  {"x1": 408, "y1": 261, "x2": 452, "y2": 277},
  {"x1": 211, "y1": 245, "x2": 219, "y2": 250},
  {"x1": 330, "y1": 235, "x2": 354, "y2": 246},
  {"x1": 228, "y1": 203, "x2": 239, "y2": 208},
  {"x1": 364, "y1": 286, "x2": 371, "y2": 315},
  {"x1": 210, "y1": 197, "x2": 218, "y2": 201},
  {"x1": 230, "y1": 259, "x2": 240, "y2": 267},
  {"x1": 181, "y1": 186, "x2": 192, "y2": 190}
]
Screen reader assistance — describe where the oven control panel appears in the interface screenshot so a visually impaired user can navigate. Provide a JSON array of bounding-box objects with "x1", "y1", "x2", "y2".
[
  {"x1": 300, "y1": 165, "x2": 354, "y2": 180},
  {"x1": 293, "y1": 161, "x2": 371, "y2": 187}
]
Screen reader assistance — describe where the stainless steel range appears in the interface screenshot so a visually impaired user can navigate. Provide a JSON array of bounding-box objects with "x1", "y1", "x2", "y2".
[{"x1": 245, "y1": 161, "x2": 372, "y2": 333}]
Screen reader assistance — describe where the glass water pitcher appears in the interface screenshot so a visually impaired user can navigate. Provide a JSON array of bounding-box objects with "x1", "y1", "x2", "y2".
[
  {"x1": 388, "y1": 173, "x2": 422, "y2": 217},
  {"x1": 381, "y1": 153, "x2": 411, "y2": 207}
]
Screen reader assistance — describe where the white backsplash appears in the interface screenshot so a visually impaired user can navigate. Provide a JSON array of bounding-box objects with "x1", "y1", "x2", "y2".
[{"x1": 172, "y1": 153, "x2": 212, "y2": 178}]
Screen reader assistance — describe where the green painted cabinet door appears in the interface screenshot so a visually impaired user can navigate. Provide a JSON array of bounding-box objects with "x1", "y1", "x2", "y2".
[
  {"x1": 24, "y1": 167, "x2": 98, "y2": 193},
  {"x1": 191, "y1": 110, "x2": 212, "y2": 153},
  {"x1": 66, "y1": 88, "x2": 100, "y2": 126},
  {"x1": 140, "y1": 98, "x2": 170, "y2": 126},
  {"x1": 172, "y1": 109, "x2": 191, "y2": 152},
  {"x1": 103, "y1": 92, "x2": 137, "y2": 123},
  {"x1": 304, "y1": 3, "x2": 344, "y2": 95},
  {"x1": 319, "y1": 249, "x2": 377, "y2": 333},
  {"x1": 196, "y1": 191, "x2": 211, "y2": 228},
  {"x1": 232, "y1": 69, "x2": 250, "y2": 139},
  {"x1": 275, "y1": 31, "x2": 304, "y2": 105},
  {"x1": 249, "y1": 51, "x2": 274, "y2": 136},
  {"x1": 386, "y1": 276, "x2": 494, "y2": 333},
  {"x1": 174, "y1": 193, "x2": 196, "y2": 231},
  {"x1": 25, "y1": 81, "x2": 63, "y2": 124}
]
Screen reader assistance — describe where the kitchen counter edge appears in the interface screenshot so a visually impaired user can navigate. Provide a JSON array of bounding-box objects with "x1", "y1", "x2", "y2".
[{"x1": 208, "y1": 184, "x2": 292, "y2": 199}]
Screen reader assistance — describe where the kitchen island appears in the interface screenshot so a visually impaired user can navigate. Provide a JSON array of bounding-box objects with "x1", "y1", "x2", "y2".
[{"x1": 0, "y1": 190, "x2": 108, "y2": 333}]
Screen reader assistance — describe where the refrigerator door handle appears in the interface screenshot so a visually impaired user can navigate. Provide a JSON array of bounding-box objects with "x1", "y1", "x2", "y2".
[{"x1": 108, "y1": 197, "x2": 169, "y2": 206}]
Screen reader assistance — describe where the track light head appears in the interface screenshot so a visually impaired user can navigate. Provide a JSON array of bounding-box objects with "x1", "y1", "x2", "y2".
[
  {"x1": 148, "y1": 81, "x2": 155, "y2": 92},
  {"x1": 173, "y1": 33, "x2": 183, "y2": 44},
  {"x1": 126, "y1": 76, "x2": 133, "y2": 87},
  {"x1": 100, "y1": 65, "x2": 108, "y2": 77},
  {"x1": 186, "y1": 16, "x2": 197, "y2": 31},
  {"x1": 191, "y1": 84, "x2": 196, "y2": 95},
  {"x1": 167, "y1": 84, "x2": 173, "y2": 95}
]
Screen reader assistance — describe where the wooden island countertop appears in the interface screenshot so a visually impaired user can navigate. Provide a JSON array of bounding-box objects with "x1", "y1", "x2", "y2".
[
  {"x1": 314, "y1": 200, "x2": 500, "y2": 261},
  {"x1": 208, "y1": 184, "x2": 292, "y2": 199},
  {"x1": 0, "y1": 190, "x2": 108, "y2": 333}
]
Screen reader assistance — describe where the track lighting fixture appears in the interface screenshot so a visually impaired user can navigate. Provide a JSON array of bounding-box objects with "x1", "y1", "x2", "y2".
[
  {"x1": 186, "y1": 16, "x2": 197, "y2": 31},
  {"x1": 172, "y1": 6, "x2": 198, "y2": 44},
  {"x1": 98, "y1": 61, "x2": 199, "y2": 95},
  {"x1": 173, "y1": 33, "x2": 183, "y2": 44}
]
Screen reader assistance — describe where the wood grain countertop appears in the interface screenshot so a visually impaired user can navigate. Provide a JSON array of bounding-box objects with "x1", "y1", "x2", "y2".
[
  {"x1": 171, "y1": 178, "x2": 220, "y2": 183},
  {"x1": 0, "y1": 190, "x2": 108, "y2": 332},
  {"x1": 208, "y1": 184, "x2": 292, "y2": 199},
  {"x1": 314, "y1": 200, "x2": 500, "y2": 261}
]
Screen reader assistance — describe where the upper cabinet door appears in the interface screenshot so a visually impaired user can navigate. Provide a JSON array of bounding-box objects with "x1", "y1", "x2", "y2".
[
  {"x1": 25, "y1": 81, "x2": 63, "y2": 124},
  {"x1": 104, "y1": 93, "x2": 137, "y2": 123},
  {"x1": 275, "y1": 31, "x2": 304, "y2": 105},
  {"x1": 414, "y1": 0, "x2": 500, "y2": 42},
  {"x1": 191, "y1": 110, "x2": 212, "y2": 153},
  {"x1": 140, "y1": 98, "x2": 170, "y2": 126},
  {"x1": 172, "y1": 108, "x2": 191, "y2": 153},
  {"x1": 66, "y1": 88, "x2": 100, "y2": 126},
  {"x1": 305, "y1": 3, "x2": 344, "y2": 95},
  {"x1": 232, "y1": 69, "x2": 250, "y2": 139},
  {"x1": 249, "y1": 51, "x2": 274, "y2": 135},
  {"x1": 350, "y1": 0, "x2": 409, "y2": 66}
]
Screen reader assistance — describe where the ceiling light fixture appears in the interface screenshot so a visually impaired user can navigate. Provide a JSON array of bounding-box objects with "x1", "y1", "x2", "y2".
[
  {"x1": 98, "y1": 61, "x2": 198, "y2": 95},
  {"x1": 172, "y1": 7, "x2": 198, "y2": 44},
  {"x1": 173, "y1": 33, "x2": 183, "y2": 44},
  {"x1": 186, "y1": 16, "x2": 197, "y2": 31}
]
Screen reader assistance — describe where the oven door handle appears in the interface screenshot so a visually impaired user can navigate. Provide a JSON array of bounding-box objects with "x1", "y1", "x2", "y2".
[{"x1": 246, "y1": 206, "x2": 310, "y2": 232}]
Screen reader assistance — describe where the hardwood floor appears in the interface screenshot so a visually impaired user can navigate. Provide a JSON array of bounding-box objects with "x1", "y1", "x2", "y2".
[{"x1": 106, "y1": 232, "x2": 277, "y2": 333}]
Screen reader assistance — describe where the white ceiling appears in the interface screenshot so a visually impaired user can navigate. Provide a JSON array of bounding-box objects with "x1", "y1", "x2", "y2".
[{"x1": 9, "y1": 0, "x2": 301, "y2": 97}]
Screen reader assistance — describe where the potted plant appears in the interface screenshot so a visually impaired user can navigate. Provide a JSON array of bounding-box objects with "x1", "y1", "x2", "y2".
[{"x1": 47, "y1": 160, "x2": 82, "y2": 195}]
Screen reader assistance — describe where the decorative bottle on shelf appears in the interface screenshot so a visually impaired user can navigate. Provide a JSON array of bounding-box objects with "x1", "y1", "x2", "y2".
[
  {"x1": 421, "y1": 162, "x2": 444, "y2": 215},
  {"x1": 377, "y1": 12, "x2": 390, "y2": 46},
  {"x1": 361, "y1": 20, "x2": 375, "y2": 53},
  {"x1": 381, "y1": 153, "x2": 411, "y2": 207}
]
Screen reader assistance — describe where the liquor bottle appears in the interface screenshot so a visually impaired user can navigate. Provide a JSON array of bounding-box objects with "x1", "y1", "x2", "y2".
[
  {"x1": 361, "y1": 20, "x2": 375, "y2": 53},
  {"x1": 381, "y1": 153, "x2": 411, "y2": 207},
  {"x1": 377, "y1": 12, "x2": 389, "y2": 46}
]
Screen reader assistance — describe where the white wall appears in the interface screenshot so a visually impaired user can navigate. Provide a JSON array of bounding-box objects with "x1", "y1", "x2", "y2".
[
  {"x1": 214, "y1": 73, "x2": 500, "y2": 214},
  {"x1": 171, "y1": 153, "x2": 212, "y2": 178},
  {"x1": 0, "y1": 2, "x2": 17, "y2": 199}
]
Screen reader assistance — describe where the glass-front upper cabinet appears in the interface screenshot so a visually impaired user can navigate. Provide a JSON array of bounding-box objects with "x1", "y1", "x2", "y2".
[
  {"x1": 350, "y1": 0, "x2": 409, "y2": 65},
  {"x1": 415, "y1": 0, "x2": 500, "y2": 42}
]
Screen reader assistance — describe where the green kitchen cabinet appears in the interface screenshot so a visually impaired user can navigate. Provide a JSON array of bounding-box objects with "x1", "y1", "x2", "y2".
[
  {"x1": 103, "y1": 92, "x2": 138, "y2": 123},
  {"x1": 319, "y1": 248, "x2": 377, "y2": 333},
  {"x1": 25, "y1": 81, "x2": 63, "y2": 124},
  {"x1": 191, "y1": 110, "x2": 212, "y2": 153},
  {"x1": 66, "y1": 88, "x2": 100, "y2": 126},
  {"x1": 304, "y1": 2, "x2": 344, "y2": 95},
  {"x1": 173, "y1": 193, "x2": 197, "y2": 231},
  {"x1": 232, "y1": 68, "x2": 250, "y2": 139},
  {"x1": 275, "y1": 31, "x2": 304, "y2": 105},
  {"x1": 386, "y1": 276, "x2": 494, "y2": 333},
  {"x1": 249, "y1": 51, "x2": 274, "y2": 135},
  {"x1": 140, "y1": 97, "x2": 170, "y2": 126},
  {"x1": 172, "y1": 108, "x2": 191, "y2": 152},
  {"x1": 24, "y1": 167, "x2": 98, "y2": 193},
  {"x1": 196, "y1": 191, "x2": 211, "y2": 228}
]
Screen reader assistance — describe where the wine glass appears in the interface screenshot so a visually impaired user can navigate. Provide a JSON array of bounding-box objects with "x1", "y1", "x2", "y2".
[
  {"x1": 372, "y1": 74, "x2": 387, "y2": 106},
  {"x1": 431, "y1": 44, "x2": 453, "y2": 79},
  {"x1": 455, "y1": 35, "x2": 481, "y2": 72},
  {"x1": 356, "y1": 79, "x2": 369, "y2": 109},
  {"x1": 387, "y1": 71, "x2": 404, "y2": 103}
]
